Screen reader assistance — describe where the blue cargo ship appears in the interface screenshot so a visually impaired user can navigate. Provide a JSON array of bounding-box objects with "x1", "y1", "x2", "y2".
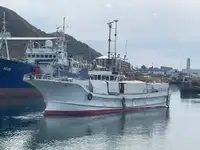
[
  {"x1": 0, "y1": 12, "x2": 46, "y2": 113},
  {"x1": 0, "y1": 58, "x2": 45, "y2": 113}
]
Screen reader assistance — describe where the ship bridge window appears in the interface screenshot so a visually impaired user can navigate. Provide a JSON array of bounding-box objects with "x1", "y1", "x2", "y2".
[
  {"x1": 98, "y1": 75, "x2": 101, "y2": 80},
  {"x1": 94, "y1": 75, "x2": 97, "y2": 80},
  {"x1": 110, "y1": 76, "x2": 114, "y2": 81},
  {"x1": 32, "y1": 54, "x2": 35, "y2": 58},
  {"x1": 36, "y1": 54, "x2": 39, "y2": 58},
  {"x1": 53, "y1": 55, "x2": 56, "y2": 58},
  {"x1": 102, "y1": 75, "x2": 106, "y2": 80},
  {"x1": 27, "y1": 54, "x2": 31, "y2": 57},
  {"x1": 41, "y1": 55, "x2": 44, "y2": 58},
  {"x1": 102, "y1": 75, "x2": 109, "y2": 81},
  {"x1": 45, "y1": 55, "x2": 48, "y2": 58},
  {"x1": 106, "y1": 76, "x2": 109, "y2": 81},
  {"x1": 49, "y1": 55, "x2": 52, "y2": 58},
  {"x1": 90, "y1": 75, "x2": 94, "y2": 80}
]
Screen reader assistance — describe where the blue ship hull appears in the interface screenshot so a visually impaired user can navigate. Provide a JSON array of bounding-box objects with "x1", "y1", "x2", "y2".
[{"x1": 0, "y1": 58, "x2": 44, "y2": 113}]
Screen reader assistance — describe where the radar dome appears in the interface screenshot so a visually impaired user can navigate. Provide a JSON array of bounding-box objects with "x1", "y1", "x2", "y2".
[{"x1": 45, "y1": 40, "x2": 53, "y2": 48}]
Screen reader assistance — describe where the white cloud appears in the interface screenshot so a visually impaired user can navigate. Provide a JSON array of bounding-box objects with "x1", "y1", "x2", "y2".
[{"x1": 104, "y1": 3, "x2": 112, "y2": 8}]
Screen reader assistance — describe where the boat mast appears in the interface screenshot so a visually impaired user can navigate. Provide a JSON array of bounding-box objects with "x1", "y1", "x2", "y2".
[
  {"x1": 107, "y1": 20, "x2": 119, "y2": 71},
  {"x1": 124, "y1": 40, "x2": 128, "y2": 61},
  {"x1": 57, "y1": 17, "x2": 67, "y2": 63},
  {"x1": 107, "y1": 21, "x2": 113, "y2": 60},
  {"x1": 114, "y1": 20, "x2": 119, "y2": 60},
  {"x1": 61, "y1": 17, "x2": 65, "y2": 52},
  {"x1": 107, "y1": 21, "x2": 114, "y2": 70},
  {"x1": 63, "y1": 17, "x2": 65, "y2": 36},
  {"x1": 1, "y1": 12, "x2": 10, "y2": 60}
]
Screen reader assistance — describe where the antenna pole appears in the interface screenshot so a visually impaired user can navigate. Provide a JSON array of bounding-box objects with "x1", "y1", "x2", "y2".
[
  {"x1": 1, "y1": 12, "x2": 10, "y2": 60},
  {"x1": 107, "y1": 21, "x2": 113, "y2": 60},
  {"x1": 124, "y1": 40, "x2": 128, "y2": 61},
  {"x1": 63, "y1": 17, "x2": 65, "y2": 35},
  {"x1": 114, "y1": 20, "x2": 118, "y2": 59},
  {"x1": 2, "y1": 12, "x2": 6, "y2": 33}
]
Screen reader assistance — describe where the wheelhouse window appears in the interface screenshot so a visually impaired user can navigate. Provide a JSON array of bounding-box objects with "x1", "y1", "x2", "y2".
[
  {"x1": 94, "y1": 75, "x2": 97, "y2": 80},
  {"x1": 110, "y1": 76, "x2": 114, "y2": 81},
  {"x1": 36, "y1": 54, "x2": 39, "y2": 58},
  {"x1": 102, "y1": 75, "x2": 106, "y2": 80},
  {"x1": 98, "y1": 75, "x2": 101, "y2": 80},
  {"x1": 49, "y1": 55, "x2": 52, "y2": 58},
  {"x1": 90, "y1": 75, "x2": 94, "y2": 80},
  {"x1": 32, "y1": 54, "x2": 35, "y2": 58},
  {"x1": 106, "y1": 76, "x2": 109, "y2": 81},
  {"x1": 114, "y1": 76, "x2": 117, "y2": 80},
  {"x1": 41, "y1": 55, "x2": 44, "y2": 58}
]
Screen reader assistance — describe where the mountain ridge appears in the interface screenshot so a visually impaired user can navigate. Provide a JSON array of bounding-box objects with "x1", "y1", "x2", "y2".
[{"x1": 0, "y1": 6, "x2": 102, "y2": 62}]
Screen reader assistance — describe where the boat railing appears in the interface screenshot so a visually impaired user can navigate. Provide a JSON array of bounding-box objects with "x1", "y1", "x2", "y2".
[
  {"x1": 24, "y1": 73, "x2": 74, "y2": 82},
  {"x1": 143, "y1": 87, "x2": 168, "y2": 93},
  {"x1": 24, "y1": 74, "x2": 53, "y2": 80},
  {"x1": 0, "y1": 56, "x2": 28, "y2": 63}
]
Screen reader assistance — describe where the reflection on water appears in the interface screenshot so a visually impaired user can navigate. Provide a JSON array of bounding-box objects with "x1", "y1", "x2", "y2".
[
  {"x1": 180, "y1": 92, "x2": 200, "y2": 99},
  {"x1": 0, "y1": 98, "x2": 45, "y2": 117},
  {"x1": 37, "y1": 108, "x2": 170, "y2": 141},
  {"x1": 2, "y1": 87, "x2": 200, "y2": 150},
  {"x1": 169, "y1": 85, "x2": 180, "y2": 93},
  {"x1": 180, "y1": 92, "x2": 200, "y2": 105},
  {"x1": 0, "y1": 109, "x2": 170, "y2": 150}
]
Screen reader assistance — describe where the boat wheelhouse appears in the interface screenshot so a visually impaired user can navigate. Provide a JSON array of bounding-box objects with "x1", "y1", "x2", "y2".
[{"x1": 88, "y1": 70, "x2": 126, "y2": 81}]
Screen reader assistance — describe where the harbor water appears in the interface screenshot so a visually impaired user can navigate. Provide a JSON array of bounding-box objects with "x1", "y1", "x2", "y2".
[{"x1": 0, "y1": 85, "x2": 200, "y2": 150}]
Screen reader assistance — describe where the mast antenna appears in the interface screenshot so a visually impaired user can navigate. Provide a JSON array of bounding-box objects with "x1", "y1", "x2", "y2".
[
  {"x1": 2, "y1": 12, "x2": 6, "y2": 33},
  {"x1": 63, "y1": 17, "x2": 65, "y2": 35},
  {"x1": 107, "y1": 21, "x2": 114, "y2": 70},
  {"x1": 124, "y1": 40, "x2": 128, "y2": 61},
  {"x1": 114, "y1": 20, "x2": 119, "y2": 59},
  {"x1": 107, "y1": 21, "x2": 113, "y2": 60},
  {"x1": 0, "y1": 12, "x2": 10, "y2": 60}
]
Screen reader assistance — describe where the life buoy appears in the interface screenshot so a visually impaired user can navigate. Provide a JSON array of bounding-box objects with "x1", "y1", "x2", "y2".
[{"x1": 88, "y1": 93, "x2": 93, "y2": 101}]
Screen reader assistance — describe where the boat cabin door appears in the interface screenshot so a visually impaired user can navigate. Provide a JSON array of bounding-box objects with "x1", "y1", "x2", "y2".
[{"x1": 119, "y1": 83, "x2": 125, "y2": 94}]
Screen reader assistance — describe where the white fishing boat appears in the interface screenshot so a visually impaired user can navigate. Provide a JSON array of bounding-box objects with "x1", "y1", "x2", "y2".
[
  {"x1": 23, "y1": 69, "x2": 170, "y2": 116},
  {"x1": 23, "y1": 19, "x2": 170, "y2": 117}
]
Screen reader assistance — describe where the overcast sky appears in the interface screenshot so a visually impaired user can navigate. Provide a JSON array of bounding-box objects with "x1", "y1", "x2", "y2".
[{"x1": 1, "y1": 0, "x2": 200, "y2": 69}]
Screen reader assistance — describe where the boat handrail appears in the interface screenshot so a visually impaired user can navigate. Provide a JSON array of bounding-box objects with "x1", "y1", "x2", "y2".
[
  {"x1": 143, "y1": 87, "x2": 168, "y2": 93},
  {"x1": 23, "y1": 73, "x2": 74, "y2": 82},
  {"x1": 0, "y1": 56, "x2": 28, "y2": 63}
]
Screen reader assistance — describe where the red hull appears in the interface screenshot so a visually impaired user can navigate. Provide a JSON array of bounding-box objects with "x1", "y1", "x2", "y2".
[
  {"x1": 0, "y1": 88, "x2": 43, "y2": 107},
  {"x1": 44, "y1": 106, "x2": 168, "y2": 117}
]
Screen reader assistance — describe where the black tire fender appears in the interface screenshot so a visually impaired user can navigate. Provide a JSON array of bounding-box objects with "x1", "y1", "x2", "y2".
[{"x1": 88, "y1": 93, "x2": 93, "y2": 101}]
